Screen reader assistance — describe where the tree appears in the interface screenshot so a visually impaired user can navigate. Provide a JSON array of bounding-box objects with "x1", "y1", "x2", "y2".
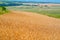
[
  {"x1": 0, "y1": 6, "x2": 7, "y2": 14},
  {"x1": 1, "y1": 6, "x2": 6, "y2": 12},
  {"x1": 0, "y1": 0, "x2": 7, "y2": 14}
]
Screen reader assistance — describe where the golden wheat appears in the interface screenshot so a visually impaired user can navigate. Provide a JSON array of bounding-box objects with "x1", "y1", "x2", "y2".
[{"x1": 0, "y1": 11, "x2": 60, "y2": 40}]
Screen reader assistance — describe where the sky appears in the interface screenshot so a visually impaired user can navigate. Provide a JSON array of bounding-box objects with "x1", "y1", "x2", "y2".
[{"x1": 1, "y1": 0, "x2": 60, "y2": 3}]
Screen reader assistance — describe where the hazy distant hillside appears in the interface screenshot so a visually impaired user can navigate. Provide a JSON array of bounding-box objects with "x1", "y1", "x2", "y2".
[
  {"x1": 0, "y1": 1, "x2": 60, "y2": 4},
  {"x1": 0, "y1": 1, "x2": 60, "y2": 6},
  {"x1": 0, "y1": 2, "x2": 3, "y2": 4}
]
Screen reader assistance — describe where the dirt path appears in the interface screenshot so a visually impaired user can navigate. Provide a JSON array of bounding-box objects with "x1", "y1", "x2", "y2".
[{"x1": 0, "y1": 10, "x2": 60, "y2": 40}]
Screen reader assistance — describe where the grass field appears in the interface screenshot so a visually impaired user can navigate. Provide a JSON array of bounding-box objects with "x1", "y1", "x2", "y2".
[{"x1": 6, "y1": 6, "x2": 60, "y2": 18}]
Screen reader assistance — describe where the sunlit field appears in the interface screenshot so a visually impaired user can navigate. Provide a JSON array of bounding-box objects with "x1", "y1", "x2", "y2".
[
  {"x1": 0, "y1": 3, "x2": 60, "y2": 40},
  {"x1": 6, "y1": 6, "x2": 60, "y2": 18},
  {"x1": 0, "y1": 10, "x2": 60, "y2": 40}
]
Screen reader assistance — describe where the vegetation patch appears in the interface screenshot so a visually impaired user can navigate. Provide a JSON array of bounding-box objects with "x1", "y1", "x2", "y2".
[
  {"x1": 0, "y1": 6, "x2": 9, "y2": 15},
  {"x1": 6, "y1": 6, "x2": 60, "y2": 18}
]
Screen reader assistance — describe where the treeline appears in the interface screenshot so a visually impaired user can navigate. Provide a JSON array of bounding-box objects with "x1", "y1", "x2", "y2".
[{"x1": 0, "y1": 3, "x2": 23, "y2": 6}]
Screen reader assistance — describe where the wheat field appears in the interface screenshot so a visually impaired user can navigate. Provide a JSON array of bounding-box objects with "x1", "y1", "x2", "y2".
[{"x1": 0, "y1": 11, "x2": 60, "y2": 40}]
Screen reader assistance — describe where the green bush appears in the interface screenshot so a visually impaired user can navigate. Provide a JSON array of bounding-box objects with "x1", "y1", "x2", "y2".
[{"x1": 0, "y1": 6, "x2": 8, "y2": 15}]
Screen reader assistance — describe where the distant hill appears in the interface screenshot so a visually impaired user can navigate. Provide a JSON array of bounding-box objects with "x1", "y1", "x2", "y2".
[
  {"x1": 0, "y1": 1, "x2": 60, "y2": 6},
  {"x1": 0, "y1": 2, "x2": 3, "y2": 4}
]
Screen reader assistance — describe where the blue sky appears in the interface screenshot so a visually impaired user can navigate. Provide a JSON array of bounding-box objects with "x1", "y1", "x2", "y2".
[{"x1": 1, "y1": 0, "x2": 60, "y2": 3}]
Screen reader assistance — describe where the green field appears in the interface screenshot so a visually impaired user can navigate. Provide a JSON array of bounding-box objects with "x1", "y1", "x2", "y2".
[{"x1": 6, "y1": 6, "x2": 60, "y2": 18}]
